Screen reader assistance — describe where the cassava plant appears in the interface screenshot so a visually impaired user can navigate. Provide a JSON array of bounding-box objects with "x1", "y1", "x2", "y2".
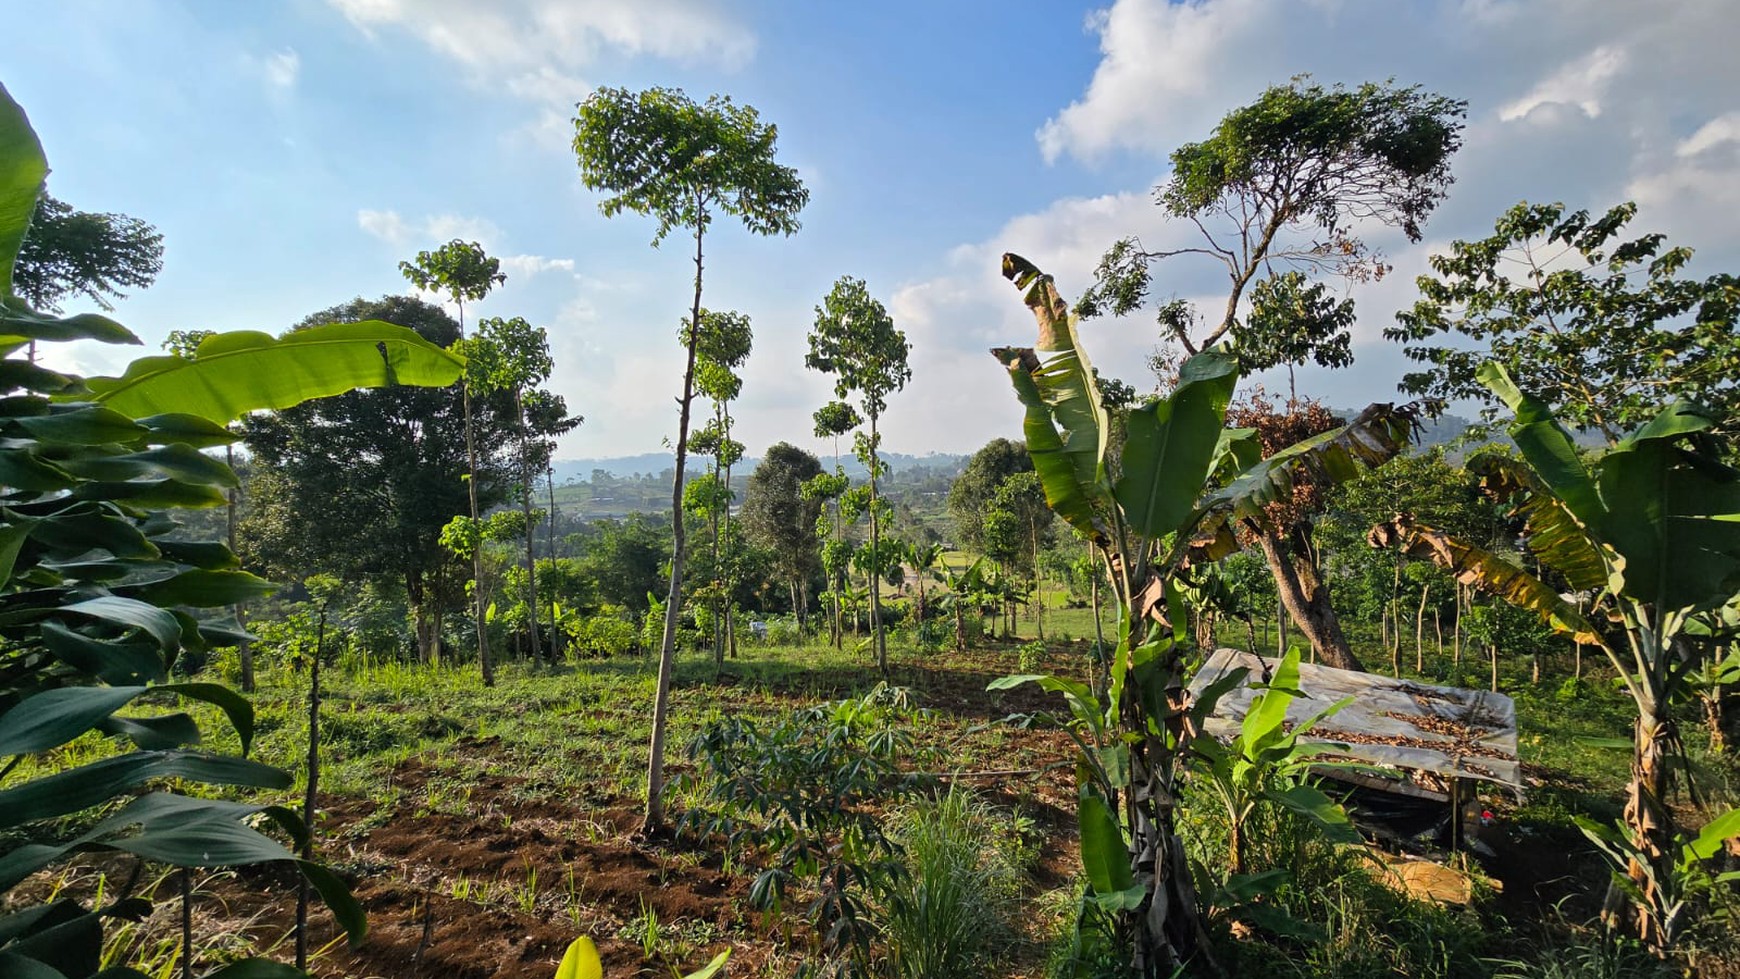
[{"x1": 987, "y1": 254, "x2": 1426, "y2": 976}]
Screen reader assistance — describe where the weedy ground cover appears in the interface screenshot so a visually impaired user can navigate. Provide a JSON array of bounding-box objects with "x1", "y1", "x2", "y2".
[{"x1": 10, "y1": 635, "x2": 1731, "y2": 978}]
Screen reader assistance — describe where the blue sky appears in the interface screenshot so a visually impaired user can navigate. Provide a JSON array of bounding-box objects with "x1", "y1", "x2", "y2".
[{"x1": 9, "y1": 0, "x2": 1739, "y2": 459}]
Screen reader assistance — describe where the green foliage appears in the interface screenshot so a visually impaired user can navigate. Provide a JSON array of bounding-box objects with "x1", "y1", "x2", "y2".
[
  {"x1": 398, "y1": 239, "x2": 503, "y2": 308},
  {"x1": 807, "y1": 277, "x2": 912, "y2": 423},
  {"x1": 572, "y1": 86, "x2": 808, "y2": 246},
  {"x1": 1389, "y1": 201, "x2": 1740, "y2": 441},
  {"x1": 13, "y1": 192, "x2": 163, "y2": 313},
  {"x1": 677, "y1": 684, "x2": 930, "y2": 975},
  {"x1": 1076, "y1": 78, "x2": 1465, "y2": 376}
]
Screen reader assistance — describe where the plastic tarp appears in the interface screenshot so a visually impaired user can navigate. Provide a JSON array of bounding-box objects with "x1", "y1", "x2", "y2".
[{"x1": 1186, "y1": 648, "x2": 1523, "y2": 794}]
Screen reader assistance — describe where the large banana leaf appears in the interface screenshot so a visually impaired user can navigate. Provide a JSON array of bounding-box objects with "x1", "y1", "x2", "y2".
[
  {"x1": 1478, "y1": 362, "x2": 1604, "y2": 525},
  {"x1": 1469, "y1": 452, "x2": 1608, "y2": 593},
  {"x1": 0, "y1": 83, "x2": 45, "y2": 298},
  {"x1": 1116, "y1": 349, "x2": 1238, "y2": 538},
  {"x1": 83, "y1": 321, "x2": 464, "y2": 424},
  {"x1": 1597, "y1": 425, "x2": 1740, "y2": 615},
  {"x1": 993, "y1": 254, "x2": 1111, "y2": 543},
  {"x1": 1368, "y1": 515, "x2": 1600, "y2": 644}
]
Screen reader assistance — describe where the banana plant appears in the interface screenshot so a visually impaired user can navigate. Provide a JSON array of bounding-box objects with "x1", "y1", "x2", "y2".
[
  {"x1": 1369, "y1": 362, "x2": 1740, "y2": 948},
  {"x1": 0, "y1": 81, "x2": 461, "y2": 976},
  {"x1": 988, "y1": 254, "x2": 1426, "y2": 975}
]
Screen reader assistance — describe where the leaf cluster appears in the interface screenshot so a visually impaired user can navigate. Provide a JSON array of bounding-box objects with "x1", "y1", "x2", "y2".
[{"x1": 573, "y1": 86, "x2": 808, "y2": 245}]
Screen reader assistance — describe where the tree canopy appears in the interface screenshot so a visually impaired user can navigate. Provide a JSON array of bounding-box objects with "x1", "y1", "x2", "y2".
[
  {"x1": 1388, "y1": 200, "x2": 1740, "y2": 441},
  {"x1": 1076, "y1": 78, "x2": 1466, "y2": 373},
  {"x1": 13, "y1": 192, "x2": 163, "y2": 312}
]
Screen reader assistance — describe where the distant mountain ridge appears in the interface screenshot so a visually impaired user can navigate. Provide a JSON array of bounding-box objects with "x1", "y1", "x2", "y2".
[{"x1": 552, "y1": 451, "x2": 969, "y2": 483}]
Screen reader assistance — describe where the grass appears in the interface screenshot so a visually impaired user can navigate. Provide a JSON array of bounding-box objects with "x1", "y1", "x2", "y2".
[{"x1": 15, "y1": 618, "x2": 1734, "y2": 979}]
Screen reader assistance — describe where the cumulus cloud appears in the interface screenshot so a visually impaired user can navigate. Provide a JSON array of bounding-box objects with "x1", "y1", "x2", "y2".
[
  {"x1": 356, "y1": 209, "x2": 502, "y2": 249},
  {"x1": 1499, "y1": 44, "x2": 1626, "y2": 122},
  {"x1": 326, "y1": 0, "x2": 754, "y2": 117}
]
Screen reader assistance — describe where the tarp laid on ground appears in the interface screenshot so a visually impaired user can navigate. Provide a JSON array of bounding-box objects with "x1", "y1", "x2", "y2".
[{"x1": 1186, "y1": 648, "x2": 1523, "y2": 795}]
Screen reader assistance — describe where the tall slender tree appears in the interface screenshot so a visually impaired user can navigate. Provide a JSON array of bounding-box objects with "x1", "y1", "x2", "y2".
[
  {"x1": 806, "y1": 276, "x2": 912, "y2": 675},
  {"x1": 1075, "y1": 79, "x2": 1465, "y2": 671},
  {"x1": 574, "y1": 86, "x2": 807, "y2": 835},
  {"x1": 400, "y1": 240, "x2": 505, "y2": 683}
]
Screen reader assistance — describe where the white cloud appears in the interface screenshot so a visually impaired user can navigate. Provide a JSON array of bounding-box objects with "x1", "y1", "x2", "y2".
[
  {"x1": 1499, "y1": 44, "x2": 1626, "y2": 122},
  {"x1": 356, "y1": 209, "x2": 503, "y2": 250},
  {"x1": 356, "y1": 208, "x2": 410, "y2": 245},
  {"x1": 500, "y1": 254, "x2": 577, "y2": 279},
  {"x1": 262, "y1": 49, "x2": 300, "y2": 91},
  {"x1": 326, "y1": 0, "x2": 754, "y2": 115},
  {"x1": 1678, "y1": 113, "x2": 1740, "y2": 158}
]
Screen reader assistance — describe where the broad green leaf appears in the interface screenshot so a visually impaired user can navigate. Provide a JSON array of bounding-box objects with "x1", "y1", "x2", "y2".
[
  {"x1": 0, "y1": 82, "x2": 47, "y2": 295},
  {"x1": 0, "y1": 514, "x2": 36, "y2": 583},
  {"x1": 1115, "y1": 349, "x2": 1238, "y2": 538},
  {"x1": 0, "y1": 446, "x2": 75, "y2": 491},
  {"x1": 0, "y1": 685, "x2": 143, "y2": 754},
  {"x1": 154, "y1": 682, "x2": 256, "y2": 754},
  {"x1": 1479, "y1": 362, "x2": 1604, "y2": 526},
  {"x1": 99, "y1": 711, "x2": 201, "y2": 750},
  {"x1": 1469, "y1": 452, "x2": 1607, "y2": 593},
  {"x1": 0, "y1": 302, "x2": 137, "y2": 348},
  {"x1": 30, "y1": 510, "x2": 157, "y2": 560},
  {"x1": 0, "y1": 751, "x2": 289, "y2": 830},
  {"x1": 1265, "y1": 783, "x2": 1361, "y2": 844},
  {"x1": 61, "y1": 444, "x2": 238, "y2": 487},
  {"x1": 71, "y1": 479, "x2": 227, "y2": 509},
  {"x1": 1243, "y1": 647, "x2": 1301, "y2": 754},
  {"x1": 993, "y1": 255, "x2": 1111, "y2": 542},
  {"x1": 555, "y1": 936, "x2": 604, "y2": 979},
  {"x1": 294, "y1": 859, "x2": 368, "y2": 946},
  {"x1": 84, "y1": 321, "x2": 464, "y2": 424},
  {"x1": 123, "y1": 569, "x2": 277, "y2": 608},
  {"x1": 62, "y1": 596, "x2": 182, "y2": 649},
  {"x1": 155, "y1": 539, "x2": 240, "y2": 571},
  {"x1": 134, "y1": 413, "x2": 235, "y2": 449},
  {"x1": 14, "y1": 406, "x2": 144, "y2": 445},
  {"x1": 40, "y1": 622, "x2": 164, "y2": 685},
  {"x1": 1685, "y1": 806, "x2": 1740, "y2": 861},
  {"x1": 1078, "y1": 791, "x2": 1138, "y2": 904},
  {"x1": 0, "y1": 359, "x2": 83, "y2": 396}
]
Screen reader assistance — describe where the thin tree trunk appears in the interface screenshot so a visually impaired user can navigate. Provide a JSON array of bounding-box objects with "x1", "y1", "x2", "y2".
[
  {"x1": 1416, "y1": 585, "x2": 1429, "y2": 675},
  {"x1": 1490, "y1": 643, "x2": 1498, "y2": 693},
  {"x1": 1434, "y1": 607, "x2": 1443, "y2": 664},
  {"x1": 227, "y1": 444, "x2": 253, "y2": 692},
  {"x1": 641, "y1": 211, "x2": 706, "y2": 838},
  {"x1": 1452, "y1": 585, "x2": 1463, "y2": 667},
  {"x1": 296, "y1": 604, "x2": 325, "y2": 972},
  {"x1": 516, "y1": 389, "x2": 543, "y2": 665},
  {"x1": 460, "y1": 300, "x2": 493, "y2": 687},
  {"x1": 547, "y1": 466, "x2": 562, "y2": 660},
  {"x1": 869, "y1": 413, "x2": 886, "y2": 675}
]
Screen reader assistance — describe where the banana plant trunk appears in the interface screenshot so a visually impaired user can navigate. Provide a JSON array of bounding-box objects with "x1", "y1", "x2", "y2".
[{"x1": 1619, "y1": 702, "x2": 1679, "y2": 945}]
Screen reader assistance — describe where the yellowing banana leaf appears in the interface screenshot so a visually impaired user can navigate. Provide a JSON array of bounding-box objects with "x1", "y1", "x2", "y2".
[
  {"x1": 83, "y1": 321, "x2": 464, "y2": 424},
  {"x1": 1469, "y1": 452, "x2": 1608, "y2": 593},
  {"x1": 1368, "y1": 516, "x2": 1600, "y2": 644}
]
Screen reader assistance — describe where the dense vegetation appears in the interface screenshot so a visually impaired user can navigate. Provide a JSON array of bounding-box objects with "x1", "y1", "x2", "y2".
[{"x1": 3, "y1": 72, "x2": 1737, "y2": 979}]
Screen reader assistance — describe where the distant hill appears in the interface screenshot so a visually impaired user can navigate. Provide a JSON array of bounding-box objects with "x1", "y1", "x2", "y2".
[{"x1": 552, "y1": 450, "x2": 968, "y2": 483}]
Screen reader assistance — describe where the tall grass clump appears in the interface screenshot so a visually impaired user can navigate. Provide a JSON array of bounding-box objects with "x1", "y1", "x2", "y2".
[{"x1": 882, "y1": 786, "x2": 1027, "y2": 978}]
